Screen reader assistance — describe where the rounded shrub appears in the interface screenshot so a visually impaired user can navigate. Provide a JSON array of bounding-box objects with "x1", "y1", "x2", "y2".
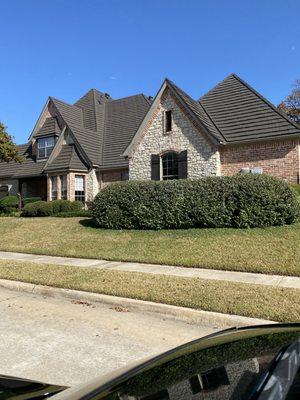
[
  {"x1": 52, "y1": 200, "x2": 83, "y2": 214},
  {"x1": 91, "y1": 174, "x2": 300, "y2": 230},
  {"x1": 22, "y1": 197, "x2": 42, "y2": 206},
  {"x1": 0, "y1": 195, "x2": 19, "y2": 214},
  {"x1": 22, "y1": 201, "x2": 53, "y2": 217}
]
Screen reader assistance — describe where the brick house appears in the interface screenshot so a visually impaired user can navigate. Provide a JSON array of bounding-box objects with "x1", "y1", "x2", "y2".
[{"x1": 0, "y1": 74, "x2": 299, "y2": 202}]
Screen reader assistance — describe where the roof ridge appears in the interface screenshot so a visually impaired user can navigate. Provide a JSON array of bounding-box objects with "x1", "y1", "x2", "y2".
[
  {"x1": 101, "y1": 101, "x2": 107, "y2": 165},
  {"x1": 109, "y1": 93, "x2": 147, "y2": 103},
  {"x1": 230, "y1": 74, "x2": 300, "y2": 130},
  {"x1": 199, "y1": 73, "x2": 236, "y2": 101},
  {"x1": 92, "y1": 89, "x2": 99, "y2": 131},
  {"x1": 197, "y1": 102, "x2": 227, "y2": 142},
  {"x1": 166, "y1": 79, "x2": 221, "y2": 144},
  {"x1": 50, "y1": 96, "x2": 82, "y2": 111}
]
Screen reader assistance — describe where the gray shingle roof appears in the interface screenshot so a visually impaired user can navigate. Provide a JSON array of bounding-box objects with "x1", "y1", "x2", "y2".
[
  {"x1": 101, "y1": 94, "x2": 151, "y2": 169},
  {"x1": 45, "y1": 145, "x2": 88, "y2": 172},
  {"x1": 0, "y1": 144, "x2": 46, "y2": 179},
  {"x1": 166, "y1": 79, "x2": 225, "y2": 143},
  {"x1": 3, "y1": 74, "x2": 299, "y2": 180},
  {"x1": 199, "y1": 74, "x2": 300, "y2": 143},
  {"x1": 50, "y1": 97, "x2": 83, "y2": 127},
  {"x1": 34, "y1": 117, "x2": 61, "y2": 138}
]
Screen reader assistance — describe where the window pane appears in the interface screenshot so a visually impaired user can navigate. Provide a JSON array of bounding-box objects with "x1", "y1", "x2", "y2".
[
  {"x1": 38, "y1": 148, "x2": 46, "y2": 158},
  {"x1": 46, "y1": 146, "x2": 54, "y2": 157},
  {"x1": 162, "y1": 152, "x2": 178, "y2": 180},
  {"x1": 38, "y1": 138, "x2": 46, "y2": 148},
  {"x1": 75, "y1": 175, "x2": 85, "y2": 203},
  {"x1": 75, "y1": 175, "x2": 84, "y2": 191},
  {"x1": 46, "y1": 137, "x2": 55, "y2": 147}
]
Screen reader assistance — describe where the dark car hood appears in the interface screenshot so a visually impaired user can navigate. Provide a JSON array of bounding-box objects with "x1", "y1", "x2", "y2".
[{"x1": 0, "y1": 374, "x2": 66, "y2": 399}]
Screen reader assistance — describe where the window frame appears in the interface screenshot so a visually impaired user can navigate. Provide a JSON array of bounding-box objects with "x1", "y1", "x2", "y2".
[
  {"x1": 51, "y1": 176, "x2": 58, "y2": 200},
  {"x1": 74, "y1": 175, "x2": 85, "y2": 203},
  {"x1": 161, "y1": 151, "x2": 179, "y2": 180},
  {"x1": 37, "y1": 136, "x2": 55, "y2": 159},
  {"x1": 164, "y1": 110, "x2": 172, "y2": 133},
  {"x1": 60, "y1": 175, "x2": 67, "y2": 200}
]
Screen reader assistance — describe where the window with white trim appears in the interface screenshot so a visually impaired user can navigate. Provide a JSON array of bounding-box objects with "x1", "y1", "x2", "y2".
[
  {"x1": 51, "y1": 176, "x2": 58, "y2": 200},
  {"x1": 61, "y1": 175, "x2": 67, "y2": 200},
  {"x1": 38, "y1": 137, "x2": 55, "y2": 158},
  {"x1": 74, "y1": 175, "x2": 85, "y2": 203}
]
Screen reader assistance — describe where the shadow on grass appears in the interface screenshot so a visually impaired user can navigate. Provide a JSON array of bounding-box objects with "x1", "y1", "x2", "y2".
[{"x1": 79, "y1": 218, "x2": 99, "y2": 229}]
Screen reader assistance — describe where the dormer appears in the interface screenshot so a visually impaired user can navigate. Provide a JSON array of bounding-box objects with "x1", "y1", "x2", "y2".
[{"x1": 32, "y1": 117, "x2": 61, "y2": 160}]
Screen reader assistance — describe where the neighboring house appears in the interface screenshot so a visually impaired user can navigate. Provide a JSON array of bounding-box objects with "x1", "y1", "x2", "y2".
[{"x1": 1, "y1": 74, "x2": 300, "y2": 202}]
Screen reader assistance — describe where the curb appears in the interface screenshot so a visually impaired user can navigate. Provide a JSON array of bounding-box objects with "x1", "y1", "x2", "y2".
[{"x1": 0, "y1": 278, "x2": 276, "y2": 328}]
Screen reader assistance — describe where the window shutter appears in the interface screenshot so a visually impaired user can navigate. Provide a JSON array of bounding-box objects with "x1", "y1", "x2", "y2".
[
  {"x1": 151, "y1": 154, "x2": 160, "y2": 180},
  {"x1": 178, "y1": 150, "x2": 187, "y2": 179}
]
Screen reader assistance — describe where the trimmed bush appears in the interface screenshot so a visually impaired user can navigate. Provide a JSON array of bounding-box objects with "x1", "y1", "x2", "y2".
[
  {"x1": 51, "y1": 200, "x2": 83, "y2": 214},
  {"x1": 0, "y1": 195, "x2": 19, "y2": 214},
  {"x1": 54, "y1": 210, "x2": 91, "y2": 218},
  {"x1": 91, "y1": 175, "x2": 300, "y2": 230},
  {"x1": 22, "y1": 201, "x2": 53, "y2": 217},
  {"x1": 22, "y1": 197, "x2": 42, "y2": 206},
  {"x1": 22, "y1": 199, "x2": 83, "y2": 217}
]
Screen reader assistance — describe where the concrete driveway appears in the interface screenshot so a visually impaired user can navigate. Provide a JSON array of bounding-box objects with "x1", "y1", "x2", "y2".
[{"x1": 0, "y1": 287, "x2": 217, "y2": 387}]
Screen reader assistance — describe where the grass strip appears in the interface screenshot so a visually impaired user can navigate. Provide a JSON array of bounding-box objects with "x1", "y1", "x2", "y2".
[
  {"x1": 0, "y1": 217, "x2": 299, "y2": 276},
  {"x1": 0, "y1": 260, "x2": 298, "y2": 323}
]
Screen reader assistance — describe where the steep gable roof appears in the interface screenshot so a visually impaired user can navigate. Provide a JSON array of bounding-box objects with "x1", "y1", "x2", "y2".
[
  {"x1": 123, "y1": 79, "x2": 221, "y2": 157},
  {"x1": 50, "y1": 97, "x2": 83, "y2": 127},
  {"x1": 165, "y1": 79, "x2": 225, "y2": 143},
  {"x1": 34, "y1": 117, "x2": 61, "y2": 138},
  {"x1": 45, "y1": 144, "x2": 88, "y2": 172},
  {"x1": 101, "y1": 94, "x2": 151, "y2": 169},
  {"x1": 199, "y1": 74, "x2": 300, "y2": 143}
]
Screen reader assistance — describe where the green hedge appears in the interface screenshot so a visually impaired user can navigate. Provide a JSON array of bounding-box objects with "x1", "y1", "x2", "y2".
[
  {"x1": 22, "y1": 197, "x2": 42, "y2": 206},
  {"x1": 0, "y1": 196, "x2": 19, "y2": 214},
  {"x1": 91, "y1": 175, "x2": 300, "y2": 230},
  {"x1": 22, "y1": 200, "x2": 83, "y2": 217},
  {"x1": 54, "y1": 210, "x2": 91, "y2": 218},
  {"x1": 51, "y1": 200, "x2": 82, "y2": 214}
]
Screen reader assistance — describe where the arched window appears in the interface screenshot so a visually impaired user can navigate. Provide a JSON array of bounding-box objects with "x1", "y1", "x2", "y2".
[{"x1": 162, "y1": 152, "x2": 179, "y2": 180}]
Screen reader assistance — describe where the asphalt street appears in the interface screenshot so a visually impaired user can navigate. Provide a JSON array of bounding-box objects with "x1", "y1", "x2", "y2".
[{"x1": 0, "y1": 286, "x2": 217, "y2": 387}]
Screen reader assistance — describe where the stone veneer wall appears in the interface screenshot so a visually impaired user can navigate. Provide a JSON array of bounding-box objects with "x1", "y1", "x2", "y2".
[
  {"x1": 86, "y1": 169, "x2": 99, "y2": 201},
  {"x1": 129, "y1": 89, "x2": 220, "y2": 180},
  {"x1": 221, "y1": 139, "x2": 300, "y2": 183}
]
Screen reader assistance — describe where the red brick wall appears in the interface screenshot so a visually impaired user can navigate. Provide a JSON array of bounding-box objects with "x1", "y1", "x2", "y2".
[
  {"x1": 220, "y1": 139, "x2": 300, "y2": 183},
  {"x1": 101, "y1": 169, "x2": 128, "y2": 188}
]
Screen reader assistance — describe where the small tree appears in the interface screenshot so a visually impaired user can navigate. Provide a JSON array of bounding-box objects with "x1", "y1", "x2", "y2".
[
  {"x1": 0, "y1": 122, "x2": 23, "y2": 163},
  {"x1": 278, "y1": 79, "x2": 300, "y2": 124}
]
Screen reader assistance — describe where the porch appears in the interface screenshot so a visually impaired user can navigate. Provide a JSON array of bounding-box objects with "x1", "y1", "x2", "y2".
[{"x1": 19, "y1": 176, "x2": 47, "y2": 201}]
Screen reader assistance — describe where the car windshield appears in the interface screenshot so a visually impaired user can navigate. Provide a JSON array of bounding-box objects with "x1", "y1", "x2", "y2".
[{"x1": 94, "y1": 330, "x2": 300, "y2": 400}]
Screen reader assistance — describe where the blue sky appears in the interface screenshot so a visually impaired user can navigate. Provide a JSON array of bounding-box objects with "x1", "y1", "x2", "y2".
[{"x1": 0, "y1": 0, "x2": 299, "y2": 143}]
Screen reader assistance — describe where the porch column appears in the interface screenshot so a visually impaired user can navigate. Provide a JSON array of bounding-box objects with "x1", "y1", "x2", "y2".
[
  {"x1": 57, "y1": 176, "x2": 62, "y2": 200},
  {"x1": 47, "y1": 175, "x2": 51, "y2": 201}
]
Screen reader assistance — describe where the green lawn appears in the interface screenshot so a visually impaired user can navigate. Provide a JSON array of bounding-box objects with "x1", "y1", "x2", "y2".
[
  {"x1": 0, "y1": 217, "x2": 299, "y2": 276},
  {"x1": 0, "y1": 260, "x2": 298, "y2": 322}
]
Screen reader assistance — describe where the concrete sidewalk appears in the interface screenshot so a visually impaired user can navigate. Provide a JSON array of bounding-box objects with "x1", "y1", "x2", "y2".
[{"x1": 0, "y1": 250, "x2": 299, "y2": 290}]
